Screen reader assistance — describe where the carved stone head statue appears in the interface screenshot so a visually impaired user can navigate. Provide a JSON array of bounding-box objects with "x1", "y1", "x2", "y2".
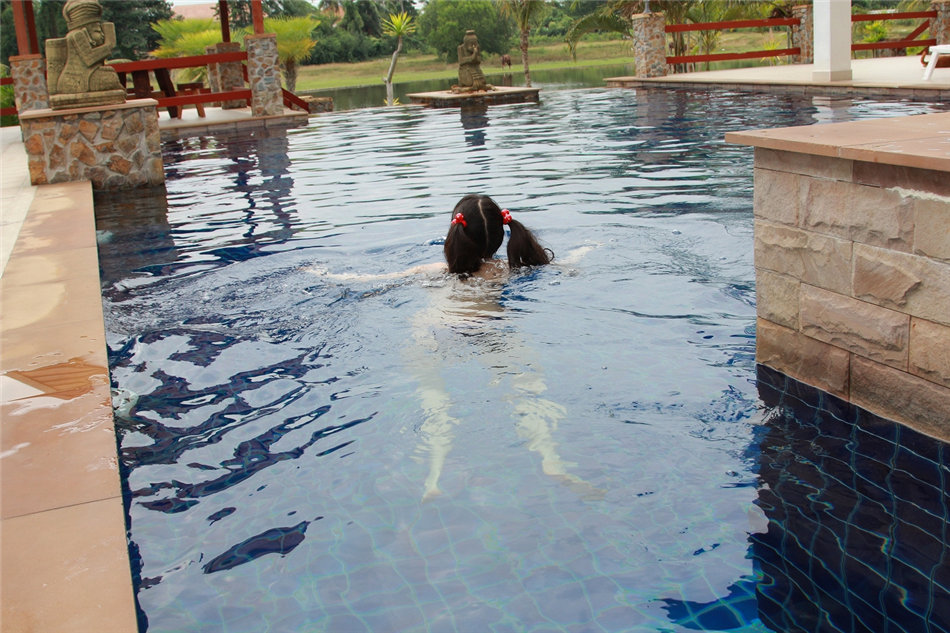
[{"x1": 46, "y1": 0, "x2": 126, "y2": 108}]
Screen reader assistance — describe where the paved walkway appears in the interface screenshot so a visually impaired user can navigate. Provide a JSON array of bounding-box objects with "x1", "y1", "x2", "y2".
[{"x1": 607, "y1": 56, "x2": 950, "y2": 98}]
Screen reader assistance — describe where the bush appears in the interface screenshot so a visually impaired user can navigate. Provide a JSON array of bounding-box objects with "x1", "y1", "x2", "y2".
[{"x1": 417, "y1": 0, "x2": 515, "y2": 62}]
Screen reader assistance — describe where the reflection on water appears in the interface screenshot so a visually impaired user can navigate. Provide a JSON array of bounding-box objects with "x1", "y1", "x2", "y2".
[{"x1": 95, "y1": 89, "x2": 949, "y2": 633}]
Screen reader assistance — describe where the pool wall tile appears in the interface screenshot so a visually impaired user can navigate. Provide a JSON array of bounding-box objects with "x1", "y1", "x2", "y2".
[
  {"x1": 731, "y1": 113, "x2": 950, "y2": 438},
  {"x1": 754, "y1": 369, "x2": 949, "y2": 633}
]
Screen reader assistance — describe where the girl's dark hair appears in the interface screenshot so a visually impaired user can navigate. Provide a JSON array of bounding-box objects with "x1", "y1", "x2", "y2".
[{"x1": 443, "y1": 194, "x2": 552, "y2": 275}]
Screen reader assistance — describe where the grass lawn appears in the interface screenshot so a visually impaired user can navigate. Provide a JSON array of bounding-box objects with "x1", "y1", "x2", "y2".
[{"x1": 294, "y1": 39, "x2": 633, "y2": 91}]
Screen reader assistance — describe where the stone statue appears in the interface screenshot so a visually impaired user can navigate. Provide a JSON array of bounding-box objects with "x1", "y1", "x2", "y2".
[
  {"x1": 46, "y1": 0, "x2": 126, "y2": 109},
  {"x1": 455, "y1": 30, "x2": 491, "y2": 93}
]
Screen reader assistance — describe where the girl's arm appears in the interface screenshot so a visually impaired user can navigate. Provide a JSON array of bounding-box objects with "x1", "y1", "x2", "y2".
[{"x1": 308, "y1": 261, "x2": 445, "y2": 282}]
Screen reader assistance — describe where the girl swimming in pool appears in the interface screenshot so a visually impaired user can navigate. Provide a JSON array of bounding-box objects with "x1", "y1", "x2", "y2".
[{"x1": 444, "y1": 194, "x2": 552, "y2": 277}]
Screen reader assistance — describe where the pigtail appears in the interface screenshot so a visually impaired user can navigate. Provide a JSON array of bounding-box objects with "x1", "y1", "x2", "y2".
[
  {"x1": 444, "y1": 222, "x2": 485, "y2": 275},
  {"x1": 506, "y1": 219, "x2": 553, "y2": 269}
]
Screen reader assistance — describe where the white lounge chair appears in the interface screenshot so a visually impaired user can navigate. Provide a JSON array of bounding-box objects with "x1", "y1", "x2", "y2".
[{"x1": 922, "y1": 44, "x2": 950, "y2": 81}]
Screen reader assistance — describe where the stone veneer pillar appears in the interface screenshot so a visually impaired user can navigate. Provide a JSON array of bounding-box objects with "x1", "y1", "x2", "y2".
[
  {"x1": 791, "y1": 5, "x2": 813, "y2": 64},
  {"x1": 9, "y1": 54, "x2": 49, "y2": 113},
  {"x1": 727, "y1": 114, "x2": 950, "y2": 439},
  {"x1": 245, "y1": 33, "x2": 283, "y2": 117},
  {"x1": 631, "y1": 12, "x2": 667, "y2": 78},
  {"x1": 19, "y1": 100, "x2": 164, "y2": 190},
  {"x1": 205, "y1": 41, "x2": 246, "y2": 109},
  {"x1": 934, "y1": 0, "x2": 950, "y2": 44}
]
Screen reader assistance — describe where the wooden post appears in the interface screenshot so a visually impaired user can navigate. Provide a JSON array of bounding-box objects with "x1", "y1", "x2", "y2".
[
  {"x1": 219, "y1": 0, "x2": 231, "y2": 43},
  {"x1": 12, "y1": 0, "x2": 39, "y2": 55},
  {"x1": 251, "y1": 0, "x2": 265, "y2": 35}
]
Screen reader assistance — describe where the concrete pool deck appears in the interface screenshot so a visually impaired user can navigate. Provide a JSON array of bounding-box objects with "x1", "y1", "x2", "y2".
[{"x1": 0, "y1": 60, "x2": 947, "y2": 630}]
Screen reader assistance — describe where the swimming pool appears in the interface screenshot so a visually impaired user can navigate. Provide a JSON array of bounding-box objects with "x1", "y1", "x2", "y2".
[{"x1": 95, "y1": 89, "x2": 950, "y2": 632}]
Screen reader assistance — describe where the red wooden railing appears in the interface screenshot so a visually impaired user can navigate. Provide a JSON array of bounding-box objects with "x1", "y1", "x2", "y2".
[
  {"x1": 850, "y1": 10, "x2": 937, "y2": 53},
  {"x1": 0, "y1": 76, "x2": 15, "y2": 117},
  {"x1": 110, "y1": 51, "x2": 252, "y2": 116},
  {"x1": 665, "y1": 17, "x2": 801, "y2": 66}
]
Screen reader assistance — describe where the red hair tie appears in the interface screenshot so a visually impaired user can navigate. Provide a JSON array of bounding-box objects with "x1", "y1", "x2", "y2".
[
  {"x1": 452, "y1": 212, "x2": 467, "y2": 227},
  {"x1": 501, "y1": 209, "x2": 512, "y2": 225}
]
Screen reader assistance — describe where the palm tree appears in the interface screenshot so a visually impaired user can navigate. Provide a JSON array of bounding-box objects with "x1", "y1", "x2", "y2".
[
  {"x1": 264, "y1": 16, "x2": 320, "y2": 93},
  {"x1": 566, "y1": 1, "x2": 696, "y2": 63},
  {"x1": 382, "y1": 11, "x2": 416, "y2": 106},
  {"x1": 499, "y1": 0, "x2": 548, "y2": 87},
  {"x1": 151, "y1": 18, "x2": 224, "y2": 82}
]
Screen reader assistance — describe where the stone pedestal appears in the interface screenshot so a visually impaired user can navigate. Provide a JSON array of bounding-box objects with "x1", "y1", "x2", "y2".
[
  {"x1": 791, "y1": 5, "x2": 813, "y2": 64},
  {"x1": 631, "y1": 13, "x2": 667, "y2": 78},
  {"x1": 206, "y1": 41, "x2": 246, "y2": 109},
  {"x1": 727, "y1": 113, "x2": 950, "y2": 439},
  {"x1": 934, "y1": 0, "x2": 950, "y2": 45},
  {"x1": 9, "y1": 54, "x2": 50, "y2": 113},
  {"x1": 245, "y1": 33, "x2": 283, "y2": 117},
  {"x1": 19, "y1": 100, "x2": 164, "y2": 190}
]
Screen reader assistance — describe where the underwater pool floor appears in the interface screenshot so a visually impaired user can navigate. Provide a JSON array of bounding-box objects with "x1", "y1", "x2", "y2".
[{"x1": 88, "y1": 89, "x2": 950, "y2": 633}]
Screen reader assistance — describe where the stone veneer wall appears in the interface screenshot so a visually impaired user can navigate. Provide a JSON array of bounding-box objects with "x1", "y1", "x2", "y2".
[
  {"x1": 935, "y1": 0, "x2": 950, "y2": 44},
  {"x1": 19, "y1": 100, "x2": 164, "y2": 190},
  {"x1": 631, "y1": 13, "x2": 667, "y2": 78},
  {"x1": 791, "y1": 5, "x2": 813, "y2": 64},
  {"x1": 245, "y1": 33, "x2": 283, "y2": 117},
  {"x1": 206, "y1": 41, "x2": 247, "y2": 109},
  {"x1": 9, "y1": 54, "x2": 49, "y2": 113},
  {"x1": 753, "y1": 148, "x2": 950, "y2": 437}
]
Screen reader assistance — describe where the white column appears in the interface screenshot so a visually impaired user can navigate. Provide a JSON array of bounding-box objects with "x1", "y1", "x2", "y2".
[{"x1": 813, "y1": 0, "x2": 852, "y2": 82}]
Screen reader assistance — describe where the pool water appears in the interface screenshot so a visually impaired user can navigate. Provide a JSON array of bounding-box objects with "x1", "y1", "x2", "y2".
[{"x1": 95, "y1": 89, "x2": 949, "y2": 633}]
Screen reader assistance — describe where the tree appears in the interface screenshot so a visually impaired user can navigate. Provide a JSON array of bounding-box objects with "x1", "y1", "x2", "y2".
[
  {"x1": 150, "y1": 18, "x2": 223, "y2": 81},
  {"x1": 102, "y1": 0, "x2": 174, "y2": 59},
  {"x1": 0, "y1": 0, "x2": 173, "y2": 64},
  {"x1": 418, "y1": 0, "x2": 513, "y2": 63},
  {"x1": 382, "y1": 11, "x2": 415, "y2": 105},
  {"x1": 264, "y1": 16, "x2": 319, "y2": 92},
  {"x1": 499, "y1": 0, "x2": 548, "y2": 87}
]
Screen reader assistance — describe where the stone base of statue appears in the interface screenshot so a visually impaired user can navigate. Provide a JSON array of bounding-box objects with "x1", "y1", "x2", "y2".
[
  {"x1": 450, "y1": 84, "x2": 495, "y2": 94},
  {"x1": 407, "y1": 86, "x2": 540, "y2": 108},
  {"x1": 20, "y1": 99, "x2": 164, "y2": 190},
  {"x1": 49, "y1": 88, "x2": 126, "y2": 110}
]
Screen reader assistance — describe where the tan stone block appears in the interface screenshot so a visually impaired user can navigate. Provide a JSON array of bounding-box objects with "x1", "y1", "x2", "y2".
[
  {"x1": 100, "y1": 117, "x2": 122, "y2": 141},
  {"x1": 800, "y1": 284, "x2": 908, "y2": 368},
  {"x1": 145, "y1": 157, "x2": 165, "y2": 185},
  {"x1": 854, "y1": 162, "x2": 950, "y2": 197},
  {"x1": 754, "y1": 147, "x2": 853, "y2": 181},
  {"x1": 124, "y1": 114, "x2": 144, "y2": 135},
  {"x1": 78, "y1": 119, "x2": 99, "y2": 142},
  {"x1": 853, "y1": 244, "x2": 950, "y2": 327},
  {"x1": 914, "y1": 197, "x2": 950, "y2": 263},
  {"x1": 23, "y1": 133, "x2": 44, "y2": 156},
  {"x1": 48, "y1": 144, "x2": 65, "y2": 171},
  {"x1": 910, "y1": 318, "x2": 950, "y2": 389},
  {"x1": 70, "y1": 140, "x2": 97, "y2": 166},
  {"x1": 58, "y1": 122, "x2": 77, "y2": 143},
  {"x1": 802, "y1": 178, "x2": 914, "y2": 251},
  {"x1": 116, "y1": 135, "x2": 138, "y2": 156},
  {"x1": 107, "y1": 155, "x2": 132, "y2": 175},
  {"x1": 754, "y1": 220, "x2": 852, "y2": 295},
  {"x1": 851, "y1": 356, "x2": 950, "y2": 440},
  {"x1": 756, "y1": 318, "x2": 851, "y2": 399},
  {"x1": 28, "y1": 159, "x2": 48, "y2": 185},
  {"x1": 756, "y1": 268, "x2": 800, "y2": 329},
  {"x1": 754, "y1": 168, "x2": 800, "y2": 225}
]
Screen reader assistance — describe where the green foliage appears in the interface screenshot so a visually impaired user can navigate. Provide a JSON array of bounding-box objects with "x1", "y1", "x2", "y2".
[
  {"x1": 307, "y1": 18, "x2": 385, "y2": 63},
  {"x1": 0, "y1": 0, "x2": 172, "y2": 64},
  {"x1": 151, "y1": 19, "x2": 221, "y2": 57},
  {"x1": 417, "y1": 0, "x2": 514, "y2": 62},
  {"x1": 1, "y1": 64, "x2": 16, "y2": 127}
]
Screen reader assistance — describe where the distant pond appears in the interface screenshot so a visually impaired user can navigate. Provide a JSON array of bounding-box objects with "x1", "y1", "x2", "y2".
[{"x1": 298, "y1": 62, "x2": 636, "y2": 111}]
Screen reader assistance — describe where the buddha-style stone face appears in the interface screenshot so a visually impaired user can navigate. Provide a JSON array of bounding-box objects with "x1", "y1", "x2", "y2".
[{"x1": 46, "y1": 0, "x2": 126, "y2": 108}]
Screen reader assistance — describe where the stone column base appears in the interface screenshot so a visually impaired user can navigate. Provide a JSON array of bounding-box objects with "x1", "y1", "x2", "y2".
[{"x1": 19, "y1": 100, "x2": 164, "y2": 190}]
